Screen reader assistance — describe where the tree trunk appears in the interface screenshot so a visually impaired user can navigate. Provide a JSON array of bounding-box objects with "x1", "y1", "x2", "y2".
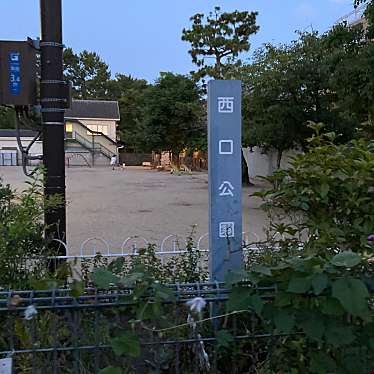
[
  {"x1": 241, "y1": 152, "x2": 250, "y2": 186},
  {"x1": 276, "y1": 149, "x2": 283, "y2": 170},
  {"x1": 171, "y1": 151, "x2": 180, "y2": 168}
]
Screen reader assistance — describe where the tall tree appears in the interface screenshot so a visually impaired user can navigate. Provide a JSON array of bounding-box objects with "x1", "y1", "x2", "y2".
[
  {"x1": 141, "y1": 72, "x2": 204, "y2": 160},
  {"x1": 182, "y1": 6, "x2": 259, "y2": 79},
  {"x1": 240, "y1": 31, "x2": 358, "y2": 168},
  {"x1": 63, "y1": 48, "x2": 111, "y2": 99},
  {"x1": 108, "y1": 74, "x2": 149, "y2": 152},
  {"x1": 243, "y1": 44, "x2": 309, "y2": 168}
]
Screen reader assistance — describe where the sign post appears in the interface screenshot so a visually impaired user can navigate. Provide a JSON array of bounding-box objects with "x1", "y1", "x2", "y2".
[
  {"x1": 208, "y1": 80, "x2": 243, "y2": 281},
  {"x1": 40, "y1": 0, "x2": 67, "y2": 256}
]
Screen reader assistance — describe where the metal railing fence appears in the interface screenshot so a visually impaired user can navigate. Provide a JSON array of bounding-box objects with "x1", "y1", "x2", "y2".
[
  {"x1": 48, "y1": 233, "x2": 270, "y2": 280},
  {"x1": 0, "y1": 284, "x2": 278, "y2": 373},
  {"x1": 1, "y1": 283, "x2": 373, "y2": 373}
]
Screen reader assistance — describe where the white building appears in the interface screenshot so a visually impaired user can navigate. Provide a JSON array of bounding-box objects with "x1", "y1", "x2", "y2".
[
  {"x1": 0, "y1": 129, "x2": 42, "y2": 166},
  {"x1": 64, "y1": 100, "x2": 120, "y2": 166},
  {"x1": 0, "y1": 100, "x2": 120, "y2": 167}
]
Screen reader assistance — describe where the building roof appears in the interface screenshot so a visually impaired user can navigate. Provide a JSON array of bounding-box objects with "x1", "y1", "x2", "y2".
[
  {"x1": 64, "y1": 100, "x2": 120, "y2": 121},
  {"x1": 0, "y1": 129, "x2": 39, "y2": 138}
]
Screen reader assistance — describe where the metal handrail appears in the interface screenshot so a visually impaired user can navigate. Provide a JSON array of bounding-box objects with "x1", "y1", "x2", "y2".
[{"x1": 72, "y1": 131, "x2": 114, "y2": 158}]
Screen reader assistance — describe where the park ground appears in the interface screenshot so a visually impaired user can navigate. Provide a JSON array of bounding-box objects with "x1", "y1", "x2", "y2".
[{"x1": 0, "y1": 166, "x2": 269, "y2": 255}]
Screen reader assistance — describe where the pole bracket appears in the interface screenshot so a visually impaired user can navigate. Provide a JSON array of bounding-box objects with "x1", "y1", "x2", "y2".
[
  {"x1": 43, "y1": 121, "x2": 65, "y2": 126},
  {"x1": 41, "y1": 98, "x2": 68, "y2": 103},
  {"x1": 40, "y1": 41, "x2": 65, "y2": 48},
  {"x1": 41, "y1": 108, "x2": 65, "y2": 113},
  {"x1": 41, "y1": 80, "x2": 67, "y2": 85}
]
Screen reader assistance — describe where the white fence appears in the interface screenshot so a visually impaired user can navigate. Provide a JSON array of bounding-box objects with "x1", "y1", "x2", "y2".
[{"x1": 52, "y1": 231, "x2": 264, "y2": 262}]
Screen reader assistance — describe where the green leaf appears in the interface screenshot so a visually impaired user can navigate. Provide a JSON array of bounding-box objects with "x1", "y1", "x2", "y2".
[
  {"x1": 99, "y1": 367, "x2": 122, "y2": 374},
  {"x1": 310, "y1": 351, "x2": 336, "y2": 374},
  {"x1": 332, "y1": 278, "x2": 369, "y2": 317},
  {"x1": 154, "y1": 284, "x2": 176, "y2": 301},
  {"x1": 120, "y1": 272, "x2": 144, "y2": 287},
  {"x1": 216, "y1": 330, "x2": 235, "y2": 349},
  {"x1": 300, "y1": 317, "x2": 325, "y2": 342},
  {"x1": 325, "y1": 324, "x2": 355, "y2": 347},
  {"x1": 369, "y1": 338, "x2": 374, "y2": 350},
  {"x1": 274, "y1": 292, "x2": 292, "y2": 307},
  {"x1": 111, "y1": 332, "x2": 141, "y2": 357},
  {"x1": 311, "y1": 273, "x2": 328, "y2": 295},
  {"x1": 224, "y1": 270, "x2": 248, "y2": 286},
  {"x1": 320, "y1": 183, "x2": 330, "y2": 199},
  {"x1": 227, "y1": 287, "x2": 264, "y2": 316},
  {"x1": 287, "y1": 277, "x2": 311, "y2": 294},
  {"x1": 320, "y1": 298, "x2": 344, "y2": 316},
  {"x1": 71, "y1": 280, "x2": 84, "y2": 298},
  {"x1": 29, "y1": 278, "x2": 58, "y2": 290},
  {"x1": 227, "y1": 286, "x2": 251, "y2": 311},
  {"x1": 248, "y1": 294, "x2": 264, "y2": 316},
  {"x1": 251, "y1": 264, "x2": 272, "y2": 276},
  {"x1": 331, "y1": 251, "x2": 361, "y2": 268},
  {"x1": 91, "y1": 268, "x2": 119, "y2": 289},
  {"x1": 107, "y1": 257, "x2": 126, "y2": 273},
  {"x1": 273, "y1": 310, "x2": 295, "y2": 333}
]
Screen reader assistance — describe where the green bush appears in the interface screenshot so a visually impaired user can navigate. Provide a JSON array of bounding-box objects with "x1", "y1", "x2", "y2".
[
  {"x1": 81, "y1": 231, "x2": 208, "y2": 286},
  {"x1": 235, "y1": 130, "x2": 374, "y2": 372},
  {"x1": 226, "y1": 250, "x2": 374, "y2": 373},
  {"x1": 0, "y1": 174, "x2": 62, "y2": 289},
  {"x1": 254, "y1": 130, "x2": 374, "y2": 257}
]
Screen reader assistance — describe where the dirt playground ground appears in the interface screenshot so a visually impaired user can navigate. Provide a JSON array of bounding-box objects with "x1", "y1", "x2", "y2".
[{"x1": 0, "y1": 166, "x2": 269, "y2": 255}]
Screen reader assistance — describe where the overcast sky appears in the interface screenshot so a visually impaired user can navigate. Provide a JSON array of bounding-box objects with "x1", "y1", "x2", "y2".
[{"x1": 0, "y1": 0, "x2": 356, "y2": 82}]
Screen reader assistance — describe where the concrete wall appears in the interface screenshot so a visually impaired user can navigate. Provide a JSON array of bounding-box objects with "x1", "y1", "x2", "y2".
[
  {"x1": 242, "y1": 146, "x2": 302, "y2": 178},
  {"x1": 119, "y1": 153, "x2": 152, "y2": 166}
]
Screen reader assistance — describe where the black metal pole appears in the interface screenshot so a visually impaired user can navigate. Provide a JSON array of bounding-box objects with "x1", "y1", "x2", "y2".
[{"x1": 40, "y1": 0, "x2": 67, "y2": 255}]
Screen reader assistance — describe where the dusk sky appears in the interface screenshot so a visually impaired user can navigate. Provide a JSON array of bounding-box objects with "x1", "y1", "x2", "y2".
[{"x1": 1, "y1": 0, "x2": 357, "y2": 82}]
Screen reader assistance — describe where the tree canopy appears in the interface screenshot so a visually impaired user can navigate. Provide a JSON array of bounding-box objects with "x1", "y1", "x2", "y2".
[
  {"x1": 233, "y1": 0, "x2": 374, "y2": 167},
  {"x1": 108, "y1": 74, "x2": 149, "y2": 152},
  {"x1": 141, "y1": 72, "x2": 204, "y2": 157},
  {"x1": 63, "y1": 48, "x2": 111, "y2": 99},
  {"x1": 182, "y1": 6, "x2": 259, "y2": 80},
  {"x1": 42, "y1": 2, "x2": 371, "y2": 161}
]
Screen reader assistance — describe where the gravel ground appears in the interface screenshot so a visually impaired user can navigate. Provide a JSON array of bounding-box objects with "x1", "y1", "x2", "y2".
[{"x1": 0, "y1": 166, "x2": 269, "y2": 255}]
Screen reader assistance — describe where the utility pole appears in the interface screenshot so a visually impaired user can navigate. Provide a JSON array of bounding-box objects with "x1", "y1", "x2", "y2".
[{"x1": 40, "y1": 0, "x2": 67, "y2": 255}]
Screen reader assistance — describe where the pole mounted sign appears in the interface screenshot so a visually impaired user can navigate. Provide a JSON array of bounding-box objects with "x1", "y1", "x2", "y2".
[
  {"x1": 208, "y1": 80, "x2": 243, "y2": 281},
  {"x1": 0, "y1": 41, "x2": 37, "y2": 106}
]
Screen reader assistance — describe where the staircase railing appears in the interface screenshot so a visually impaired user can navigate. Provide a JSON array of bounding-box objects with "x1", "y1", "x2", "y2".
[
  {"x1": 71, "y1": 131, "x2": 114, "y2": 159},
  {"x1": 97, "y1": 142, "x2": 114, "y2": 158},
  {"x1": 72, "y1": 132, "x2": 97, "y2": 150}
]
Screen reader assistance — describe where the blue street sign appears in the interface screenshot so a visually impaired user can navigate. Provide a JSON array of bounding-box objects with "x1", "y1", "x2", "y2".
[
  {"x1": 8, "y1": 52, "x2": 21, "y2": 96},
  {"x1": 208, "y1": 80, "x2": 243, "y2": 281}
]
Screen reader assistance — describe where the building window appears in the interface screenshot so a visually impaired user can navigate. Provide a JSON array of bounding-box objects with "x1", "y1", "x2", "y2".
[
  {"x1": 87, "y1": 124, "x2": 108, "y2": 136},
  {"x1": 65, "y1": 122, "x2": 73, "y2": 138}
]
